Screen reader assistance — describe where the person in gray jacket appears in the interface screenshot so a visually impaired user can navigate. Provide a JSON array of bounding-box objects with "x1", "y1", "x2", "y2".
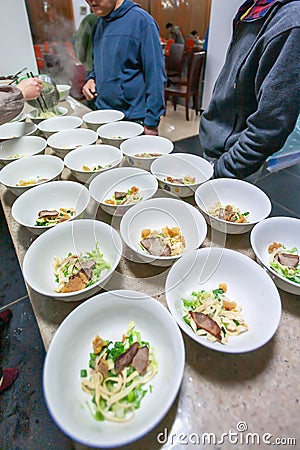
[{"x1": 199, "y1": 0, "x2": 300, "y2": 180}]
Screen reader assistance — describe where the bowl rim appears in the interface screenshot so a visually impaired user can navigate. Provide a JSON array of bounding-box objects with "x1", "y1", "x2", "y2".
[
  {"x1": 0, "y1": 154, "x2": 64, "y2": 188},
  {"x1": 97, "y1": 121, "x2": 144, "y2": 140},
  {"x1": 120, "y1": 197, "x2": 207, "y2": 261},
  {"x1": 43, "y1": 289, "x2": 185, "y2": 447},
  {"x1": 27, "y1": 106, "x2": 68, "y2": 119},
  {"x1": 151, "y1": 152, "x2": 214, "y2": 186},
  {"x1": 83, "y1": 109, "x2": 125, "y2": 124},
  {"x1": 0, "y1": 135, "x2": 46, "y2": 161},
  {"x1": 22, "y1": 218, "x2": 123, "y2": 298},
  {"x1": 120, "y1": 135, "x2": 174, "y2": 158},
  {"x1": 47, "y1": 128, "x2": 98, "y2": 150},
  {"x1": 11, "y1": 180, "x2": 90, "y2": 230},
  {"x1": 165, "y1": 247, "x2": 282, "y2": 353},
  {"x1": 37, "y1": 115, "x2": 83, "y2": 132},
  {"x1": 194, "y1": 177, "x2": 272, "y2": 226},
  {"x1": 64, "y1": 144, "x2": 123, "y2": 173},
  {"x1": 250, "y1": 216, "x2": 300, "y2": 288}
]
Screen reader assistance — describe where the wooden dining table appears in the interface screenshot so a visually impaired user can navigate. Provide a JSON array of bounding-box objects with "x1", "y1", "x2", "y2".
[{"x1": 1, "y1": 97, "x2": 299, "y2": 450}]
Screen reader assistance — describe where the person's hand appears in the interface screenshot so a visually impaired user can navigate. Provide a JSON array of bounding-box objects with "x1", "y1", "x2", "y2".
[
  {"x1": 17, "y1": 78, "x2": 42, "y2": 101},
  {"x1": 82, "y1": 79, "x2": 97, "y2": 100},
  {"x1": 144, "y1": 125, "x2": 158, "y2": 136}
]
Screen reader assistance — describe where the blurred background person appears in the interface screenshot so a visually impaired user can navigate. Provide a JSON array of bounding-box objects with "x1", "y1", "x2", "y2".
[
  {"x1": 165, "y1": 22, "x2": 184, "y2": 44},
  {"x1": 82, "y1": 0, "x2": 166, "y2": 136},
  {"x1": 187, "y1": 30, "x2": 201, "y2": 45},
  {"x1": 74, "y1": 12, "x2": 98, "y2": 75}
]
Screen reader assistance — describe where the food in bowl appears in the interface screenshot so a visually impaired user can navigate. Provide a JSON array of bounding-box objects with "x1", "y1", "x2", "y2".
[
  {"x1": 82, "y1": 163, "x2": 112, "y2": 172},
  {"x1": 35, "y1": 207, "x2": 75, "y2": 227},
  {"x1": 164, "y1": 175, "x2": 196, "y2": 185},
  {"x1": 268, "y1": 242, "x2": 300, "y2": 284},
  {"x1": 53, "y1": 242, "x2": 111, "y2": 293},
  {"x1": 207, "y1": 202, "x2": 250, "y2": 223},
  {"x1": 81, "y1": 321, "x2": 158, "y2": 423},
  {"x1": 181, "y1": 283, "x2": 248, "y2": 344},
  {"x1": 7, "y1": 153, "x2": 27, "y2": 159},
  {"x1": 16, "y1": 176, "x2": 48, "y2": 187},
  {"x1": 134, "y1": 152, "x2": 162, "y2": 158},
  {"x1": 104, "y1": 186, "x2": 141, "y2": 205},
  {"x1": 140, "y1": 226, "x2": 185, "y2": 257}
]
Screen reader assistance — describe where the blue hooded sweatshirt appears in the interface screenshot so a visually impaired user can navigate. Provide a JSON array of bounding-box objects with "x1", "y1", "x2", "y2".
[{"x1": 87, "y1": 0, "x2": 166, "y2": 128}]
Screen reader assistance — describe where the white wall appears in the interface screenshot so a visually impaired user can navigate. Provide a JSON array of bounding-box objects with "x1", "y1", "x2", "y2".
[
  {"x1": 72, "y1": 0, "x2": 90, "y2": 30},
  {"x1": 201, "y1": 0, "x2": 241, "y2": 110},
  {"x1": 0, "y1": 0, "x2": 37, "y2": 77}
]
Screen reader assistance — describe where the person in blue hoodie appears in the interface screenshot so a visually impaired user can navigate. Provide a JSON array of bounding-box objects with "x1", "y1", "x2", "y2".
[
  {"x1": 200, "y1": 0, "x2": 300, "y2": 180},
  {"x1": 82, "y1": 0, "x2": 166, "y2": 135}
]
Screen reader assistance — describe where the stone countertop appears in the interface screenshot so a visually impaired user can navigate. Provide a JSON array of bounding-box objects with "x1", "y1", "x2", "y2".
[{"x1": 1, "y1": 98, "x2": 299, "y2": 450}]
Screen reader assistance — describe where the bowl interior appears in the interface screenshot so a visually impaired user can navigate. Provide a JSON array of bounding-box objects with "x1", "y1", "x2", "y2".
[
  {"x1": 97, "y1": 121, "x2": 144, "y2": 140},
  {"x1": 0, "y1": 136, "x2": 46, "y2": 160},
  {"x1": 43, "y1": 290, "x2": 185, "y2": 447},
  {"x1": 89, "y1": 168, "x2": 158, "y2": 205},
  {"x1": 0, "y1": 122, "x2": 37, "y2": 140},
  {"x1": 250, "y1": 217, "x2": 300, "y2": 289},
  {"x1": 22, "y1": 219, "x2": 122, "y2": 298},
  {"x1": 151, "y1": 153, "x2": 213, "y2": 185},
  {"x1": 0, "y1": 155, "x2": 64, "y2": 187},
  {"x1": 165, "y1": 247, "x2": 282, "y2": 353},
  {"x1": 27, "y1": 107, "x2": 68, "y2": 124},
  {"x1": 120, "y1": 198, "x2": 207, "y2": 259},
  {"x1": 12, "y1": 181, "x2": 90, "y2": 227},
  {"x1": 120, "y1": 135, "x2": 174, "y2": 158},
  {"x1": 83, "y1": 109, "x2": 125, "y2": 125},
  {"x1": 195, "y1": 179, "x2": 271, "y2": 223},
  {"x1": 38, "y1": 116, "x2": 82, "y2": 133},
  {"x1": 47, "y1": 129, "x2": 98, "y2": 150},
  {"x1": 64, "y1": 144, "x2": 123, "y2": 172}
]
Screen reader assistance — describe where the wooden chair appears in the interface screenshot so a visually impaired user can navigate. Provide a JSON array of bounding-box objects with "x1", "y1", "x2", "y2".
[
  {"x1": 165, "y1": 43, "x2": 185, "y2": 79},
  {"x1": 164, "y1": 51, "x2": 206, "y2": 121}
]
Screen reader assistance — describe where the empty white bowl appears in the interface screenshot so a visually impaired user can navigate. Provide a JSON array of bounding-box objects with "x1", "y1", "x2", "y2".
[
  {"x1": 120, "y1": 135, "x2": 174, "y2": 171},
  {"x1": 89, "y1": 167, "x2": 158, "y2": 216},
  {"x1": 151, "y1": 153, "x2": 213, "y2": 198},
  {"x1": 22, "y1": 219, "x2": 122, "y2": 301},
  {"x1": 47, "y1": 128, "x2": 98, "y2": 158},
  {"x1": 27, "y1": 106, "x2": 68, "y2": 124},
  {"x1": 195, "y1": 178, "x2": 272, "y2": 234},
  {"x1": 12, "y1": 180, "x2": 90, "y2": 235},
  {"x1": 97, "y1": 121, "x2": 144, "y2": 148},
  {"x1": 165, "y1": 248, "x2": 282, "y2": 353},
  {"x1": 43, "y1": 289, "x2": 185, "y2": 447},
  {"x1": 250, "y1": 216, "x2": 300, "y2": 295},
  {"x1": 83, "y1": 109, "x2": 125, "y2": 131},
  {"x1": 120, "y1": 197, "x2": 207, "y2": 267},
  {"x1": 0, "y1": 136, "x2": 46, "y2": 165},
  {"x1": 38, "y1": 116, "x2": 83, "y2": 138},
  {"x1": 0, "y1": 154, "x2": 64, "y2": 196},
  {"x1": 64, "y1": 144, "x2": 123, "y2": 183},
  {"x1": 0, "y1": 121, "x2": 37, "y2": 141},
  {"x1": 10, "y1": 111, "x2": 27, "y2": 122},
  {"x1": 57, "y1": 84, "x2": 71, "y2": 101}
]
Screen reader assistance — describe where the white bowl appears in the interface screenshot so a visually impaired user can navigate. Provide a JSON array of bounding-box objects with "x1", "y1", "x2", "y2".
[
  {"x1": 89, "y1": 167, "x2": 158, "y2": 217},
  {"x1": 47, "y1": 128, "x2": 98, "y2": 158},
  {"x1": 250, "y1": 216, "x2": 300, "y2": 295},
  {"x1": 0, "y1": 154, "x2": 64, "y2": 196},
  {"x1": 0, "y1": 136, "x2": 46, "y2": 165},
  {"x1": 120, "y1": 197, "x2": 207, "y2": 267},
  {"x1": 151, "y1": 153, "x2": 213, "y2": 198},
  {"x1": 166, "y1": 247, "x2": 282, "y2": 353},
  {"x1": 43, "y1": 289, "x2": 185, "y2": 447},
  {"x1": 0, "y1": 121, "x2": 37, "y2": 141},
  {"x1": 57, "y1": 84, "x2": 71, "y2": 101},
  {"x1": 22, "y1": 219, "x2": 122, "y2": 301},
  {"x1": 120, "y1": 135, "x2": 174, "y2": 171},
  {"x1": 38, "y1": 116, "x2": 83, "y2": 138},
  {"x1": 27, "y1": 106, "x2": 68, "y2": 124},
  {"x1": 195, "y1": 178, "x2": 272, "y2": 234},
  {"x1": 10, "y1": 111, "x2": 27, "y2": 122},
  {"x1": 12, "y1": 180, "x2": 90, "y2": 235},
  {"x1": 97, "y1": 121, "x2": 144, "y2": 148},
  {"x1": 83, "y1": 109, "x2": 125, "y2": 131},
  {"x1": 64, "y1": 144, "x2": 123, "y2": 183}
]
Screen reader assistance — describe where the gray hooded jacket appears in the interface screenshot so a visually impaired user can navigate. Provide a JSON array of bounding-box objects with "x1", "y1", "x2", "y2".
[{"x1": 199, "y1": 0, "x2": 300, "y2": 179}]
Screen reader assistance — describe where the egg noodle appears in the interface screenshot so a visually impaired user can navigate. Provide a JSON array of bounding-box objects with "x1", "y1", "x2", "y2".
[
  {"x1": 182, "y1": 283, "x2": 248, "y2": 344},
  {"x1": 81, "y1": 322, "x2": 158, "y2": 422},
  {"x1": 207, "y1": 202, "x2": 249, "y2": 223}
]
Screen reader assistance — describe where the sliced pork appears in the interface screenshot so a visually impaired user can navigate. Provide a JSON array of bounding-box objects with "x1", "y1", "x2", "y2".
[{"x1": 190, "y1": 311, "x2": 222, "y2": 341}]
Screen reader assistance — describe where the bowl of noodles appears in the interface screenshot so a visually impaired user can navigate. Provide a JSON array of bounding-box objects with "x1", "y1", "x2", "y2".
[
  {"x1": 43, "y1": 289, "x2": 185, "y2": 447},
  {"x1": 195, "y1": 178, "x2": 272, "y2": 234},
  {"x1": 165, "y1": 247, "x2": 282, "y2": 353},
  {"x1": 27, "y1": 106, "x2": 68, "y2": 124}
]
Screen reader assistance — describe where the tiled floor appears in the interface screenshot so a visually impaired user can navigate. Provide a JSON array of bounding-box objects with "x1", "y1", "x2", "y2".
[{"x1": 0, "y1": 114, "x2": 299, "y2": 449}]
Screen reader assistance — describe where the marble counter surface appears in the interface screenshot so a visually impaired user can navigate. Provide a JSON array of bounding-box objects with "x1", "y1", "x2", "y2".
[{"x1": 1, "y1": 98, "x2": 299, "y2": 450}]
